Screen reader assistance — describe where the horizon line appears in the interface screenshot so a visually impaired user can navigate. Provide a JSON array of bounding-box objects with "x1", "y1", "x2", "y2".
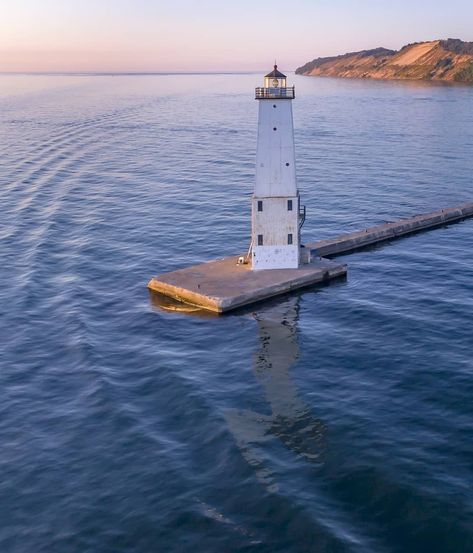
[{"x1": 0, "y1": 70, "x2": 297, "y2": 77}]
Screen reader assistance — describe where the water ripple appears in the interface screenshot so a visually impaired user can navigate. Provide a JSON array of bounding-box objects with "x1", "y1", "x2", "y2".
[{"x1": 0, "y1": 74, "x2": 472, "y2": 553}]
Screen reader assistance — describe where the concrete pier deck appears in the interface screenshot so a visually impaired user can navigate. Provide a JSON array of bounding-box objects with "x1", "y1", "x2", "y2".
[
  {"x1": 148, "y1": 257, "x2": 347, "y2": 314},
  {"x1": 308, "y1": 202, "x2": 473, "y2": 258},
  {"x1": 148, "y1": 202, "x2": 472, "y2": 314}
]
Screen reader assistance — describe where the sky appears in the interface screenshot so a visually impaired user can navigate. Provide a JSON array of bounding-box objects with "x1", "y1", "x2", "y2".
[{"x1": 1, "y1": 0, "x2": 473, "y2": 73}]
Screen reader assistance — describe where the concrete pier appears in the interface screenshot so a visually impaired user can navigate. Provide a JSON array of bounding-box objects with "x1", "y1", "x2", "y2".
[
  {"x1": 148, "y1": 257, "x2": 347, "y2": 314},
  {"x1": 148, "y1": 202, "x2": 472, "y2": 314},
  {"x1": 308, "y1": 202, "x2": 473, "y2": 258}
]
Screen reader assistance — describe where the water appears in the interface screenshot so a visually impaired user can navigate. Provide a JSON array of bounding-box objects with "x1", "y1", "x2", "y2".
[{"x1": 0, "y1": 73, "x2": 472, "y2": 552}]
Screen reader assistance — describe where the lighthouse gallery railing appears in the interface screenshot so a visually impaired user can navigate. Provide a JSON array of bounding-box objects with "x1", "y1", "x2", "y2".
[{"x1": 255, "y1": 87, "x2": 295, "y2": 99}]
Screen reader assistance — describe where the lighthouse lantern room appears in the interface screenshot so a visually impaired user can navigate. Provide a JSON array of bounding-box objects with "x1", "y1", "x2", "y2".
[{"x1": 252, "y1": 65, "x2": 301, "y2": 270}]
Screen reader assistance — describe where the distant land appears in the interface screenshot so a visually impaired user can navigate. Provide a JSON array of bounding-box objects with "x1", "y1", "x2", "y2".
[{"x1": 295, "y1": 39, "x2": 473, "y2": 83}]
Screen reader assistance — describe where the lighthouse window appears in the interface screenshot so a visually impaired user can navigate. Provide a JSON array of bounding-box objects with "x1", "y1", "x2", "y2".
[
  {"x1": 285, "y1": 162, "x2": 290, "y2": 166},
  {"x1": 257, "y1": 200, "x2": 263, "y2": 212},
  {"x1": 257, "y1": 234, "x2": 264, "y2": 246},
  {"x1": 273, "y1": 127, "x2": 277, "y2": 131},
  {"x1": 273, "y1": 104, "x2": 277, "y2": 108},
  {"x1": 287, "y1": 200, "x2": 293, "y2": 211},
  {"x1": 288, "y1": 233, "x2": 293, "y2": 245}
]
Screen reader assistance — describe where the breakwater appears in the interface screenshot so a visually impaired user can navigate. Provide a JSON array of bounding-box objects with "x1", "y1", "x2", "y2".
[{"x1": 308, "y1": 202, "x2": 473, "y2": 258}]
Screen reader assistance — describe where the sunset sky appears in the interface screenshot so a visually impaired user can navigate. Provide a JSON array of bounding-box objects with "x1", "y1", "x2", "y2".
[{"x1": 1, "y1": 0, "x2": 472, "y2": 73}]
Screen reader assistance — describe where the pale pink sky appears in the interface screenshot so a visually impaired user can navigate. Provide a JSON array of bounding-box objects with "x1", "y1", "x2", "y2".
[{"x1": 1, "y1": 0, "x2": 472, "y2": 72}]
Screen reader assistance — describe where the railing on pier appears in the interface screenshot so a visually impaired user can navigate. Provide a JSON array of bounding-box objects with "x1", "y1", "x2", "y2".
[
  {"x1": 299, "y1": 205, "x2": 306, "y2": 229},
  {"x1": 255, "y1": 86, "x2": 295, "y2": 100}
]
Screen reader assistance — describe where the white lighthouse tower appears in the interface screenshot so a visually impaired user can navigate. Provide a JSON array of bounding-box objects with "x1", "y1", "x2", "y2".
[
  {"x1": 148, "y1": 63, "x2": 349, "y2": 314},
  {"x1": 252, "y1": 65, "x2": 302, "y2": 270}
]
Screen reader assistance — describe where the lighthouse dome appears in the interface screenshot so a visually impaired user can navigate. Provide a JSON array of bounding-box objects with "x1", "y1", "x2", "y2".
[{"x1": 264, "y1": 65, "x2": 286, "y2": 79}]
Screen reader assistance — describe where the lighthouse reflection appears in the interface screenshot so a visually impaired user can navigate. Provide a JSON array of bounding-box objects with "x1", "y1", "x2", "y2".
[
  {"x1": 225, "y1": 295, "x2": 325, "y2": 492},
  {"x1": 149, "y1": 290, "x2": 326, "y2": 491}
]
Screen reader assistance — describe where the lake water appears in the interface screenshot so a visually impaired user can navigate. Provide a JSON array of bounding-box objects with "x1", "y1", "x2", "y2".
[{"x1": 0, "y1": 73, "x2": 472, "y2": 552}]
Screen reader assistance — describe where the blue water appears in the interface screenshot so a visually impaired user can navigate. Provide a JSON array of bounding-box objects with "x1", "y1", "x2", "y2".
[{"x1": 0, "y1": 73, "x2": 472, "y2": 552}]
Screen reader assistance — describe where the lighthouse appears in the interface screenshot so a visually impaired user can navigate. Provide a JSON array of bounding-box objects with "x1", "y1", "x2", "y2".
[
  {"x1": 148, "y1": 65, "x2": 348, "y2": 313},
  {"x1": 252, "y1": 65, "x2": 302, "y2": 270}
]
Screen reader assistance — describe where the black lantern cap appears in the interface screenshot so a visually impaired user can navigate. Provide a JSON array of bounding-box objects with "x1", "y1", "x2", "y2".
[{"x1": 264, "y1": 64, "x2": 286, "y2": 79}]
